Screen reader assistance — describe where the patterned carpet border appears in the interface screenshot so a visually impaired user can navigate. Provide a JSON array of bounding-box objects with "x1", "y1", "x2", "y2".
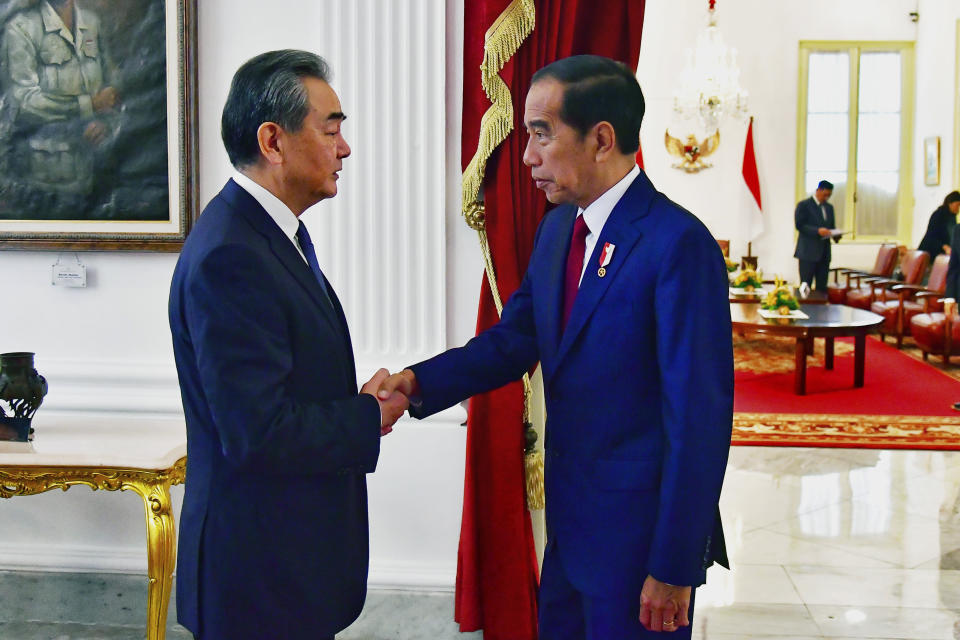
[{"x1": 733, "y1": 412, "x2": 960, "y2": 450}]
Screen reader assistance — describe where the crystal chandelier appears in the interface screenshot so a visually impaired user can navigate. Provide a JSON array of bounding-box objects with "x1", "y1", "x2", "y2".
[{"x1": 672, "y1": 0, "x2": 748, "y2": 132}]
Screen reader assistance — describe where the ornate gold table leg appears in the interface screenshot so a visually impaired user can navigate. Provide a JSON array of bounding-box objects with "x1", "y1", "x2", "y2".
[
  {"x1": 0, "y1": 457, "x2": 186, "y2": 640},
  {"x1": 125, "y1": 476, "x2": 178, "y2": 640}
]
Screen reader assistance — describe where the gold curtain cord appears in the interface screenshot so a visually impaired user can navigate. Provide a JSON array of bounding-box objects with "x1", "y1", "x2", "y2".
[
  {"x1": 461, "y1": 0, "x2": 536, "y2": 234},
  {"x1": 461, "y1": 0, "x2": 543, "y2": 511}
]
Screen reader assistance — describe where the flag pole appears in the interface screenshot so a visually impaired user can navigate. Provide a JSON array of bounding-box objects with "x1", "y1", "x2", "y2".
[{"x1": 747, "y1": 115, "x2": 753, "y2": 260}]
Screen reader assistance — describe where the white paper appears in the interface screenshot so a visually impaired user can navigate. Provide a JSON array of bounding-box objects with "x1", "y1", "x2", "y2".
[
  {"x1": 758, "y1": 309, "x2": 809, "y2": 320},
  {"x1": 51, "y1": 263, "x2": 86, "y2": 287}
]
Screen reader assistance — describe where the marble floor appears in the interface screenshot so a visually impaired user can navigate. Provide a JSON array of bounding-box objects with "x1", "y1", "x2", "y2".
[{"x1": 3, "y1": 446, "x2": 960, "y2": 639}]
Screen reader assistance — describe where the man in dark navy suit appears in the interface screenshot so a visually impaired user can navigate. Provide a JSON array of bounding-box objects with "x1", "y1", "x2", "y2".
[
  {"x1": 379, "y1": 56, "x2": 733, "y2": 638},
  {"x1": 794, "y1": 179, "x2": 839, "y2": 291},
  {"x1": 168, "y1": 50, "x2": 408, "y2": 640}
]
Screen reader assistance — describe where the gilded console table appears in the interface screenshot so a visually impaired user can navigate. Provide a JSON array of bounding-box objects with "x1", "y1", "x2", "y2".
[{"x1": 0, "y1": 414, "x2": 187, "y2": 640}]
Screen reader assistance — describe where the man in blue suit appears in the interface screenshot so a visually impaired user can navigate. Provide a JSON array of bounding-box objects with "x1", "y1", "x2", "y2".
[
  {"x1": 168, "y1": 50, "x2": 408, "y2": 639},
  {"x1": 380, "y1": 56, "x2": 732, "y2": 638},
  {"x1": 794, "y1": 180, "x2": 839, "y2": 291}
]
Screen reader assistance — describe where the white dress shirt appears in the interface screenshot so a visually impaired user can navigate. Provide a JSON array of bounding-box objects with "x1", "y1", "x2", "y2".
[
  {"x1": 576, "y1": 165, "x2": 640, "y2": 284},
  {"x1": 232, "y1": 171, "x2": 309, "y2": 264}
]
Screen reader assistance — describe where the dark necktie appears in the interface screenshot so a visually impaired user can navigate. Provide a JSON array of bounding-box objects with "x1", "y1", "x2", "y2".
[
  {"x1": 295, "y1": 221, "x2": 333, "y2": 307},
  {"x1": 562, "y1": 215, "x2": 590, "y2": 330},
  {"x1": 820, "y1": 204, "x2": 827, "y2": 222}
]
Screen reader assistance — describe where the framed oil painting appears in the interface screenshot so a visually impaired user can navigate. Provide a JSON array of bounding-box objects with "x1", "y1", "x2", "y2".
[
  {"x1": 924, "y1": 136, "x2": 940, "y2": 187},
  {"x1": 0, "y1": 0, "x2": 197, "y2": 251}
]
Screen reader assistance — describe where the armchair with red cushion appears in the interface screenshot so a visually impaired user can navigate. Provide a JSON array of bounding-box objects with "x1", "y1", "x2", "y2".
[
  {"x1": 911, "y1": 305, "x2": 960, "y2": 366},
  {"x1": 872, "y1": 253, "x2": 948, "y2": 348},
  {"x1": 845, "y1": 249, "x2": 929, "y2": 310},
  {"x1": 827, "y1": 243, "x2": 899, "y2": 304}
]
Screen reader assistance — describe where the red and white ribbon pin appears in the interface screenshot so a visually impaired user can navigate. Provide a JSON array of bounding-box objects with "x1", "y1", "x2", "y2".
[{"x1": 599, "y1": 242, "x2": 615, "y2": 268}]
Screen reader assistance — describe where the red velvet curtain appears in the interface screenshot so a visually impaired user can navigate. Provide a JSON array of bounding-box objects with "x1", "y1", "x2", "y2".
[{"x1": 458, "y1": 2, "x2": 646, "y2": 638}]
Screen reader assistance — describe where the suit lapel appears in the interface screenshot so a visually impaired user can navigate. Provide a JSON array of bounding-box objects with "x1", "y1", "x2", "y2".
[
  {"x1": 536, "y1": 206, "x2": 577, "y2": 361},
  {"x1": 553, "y1": 172, "x2": 655, "y2": 370},
  {"x1": 220, "y1": 180, "x2": 346, "y2": 339}
]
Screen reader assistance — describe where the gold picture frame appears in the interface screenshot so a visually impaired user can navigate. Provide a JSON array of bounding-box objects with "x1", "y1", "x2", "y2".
[{"x1": 924, "y1": 136, "x2": 940, "y2": 186}]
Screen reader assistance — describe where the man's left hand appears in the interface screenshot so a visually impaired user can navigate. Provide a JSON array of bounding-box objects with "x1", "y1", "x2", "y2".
[{"x1": 639, "y1": 575, "x2": 691, "y2": 633}]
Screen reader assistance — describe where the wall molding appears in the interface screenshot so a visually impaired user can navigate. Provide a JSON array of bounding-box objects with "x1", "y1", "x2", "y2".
[
  {"x1": 0, "y1": 544, "x2": 456, "y2": 592},
  {"x1": 37, "y1": 356, "x2": 182, "y2": 415},
  {"x1": 0, "y1": 543, "x2": 149, "y2": 575},
  {"x1": 33, "y1": 356, "x2": 467, "y2": 425}
]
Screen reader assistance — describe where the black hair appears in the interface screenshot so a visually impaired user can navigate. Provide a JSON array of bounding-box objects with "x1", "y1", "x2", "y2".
[
  {"x1": 530, "y1": 55, "x2": 644, "y2": 154},
  {"x1": 817, "y1": 180, "x2": 834, "y2": 191}
]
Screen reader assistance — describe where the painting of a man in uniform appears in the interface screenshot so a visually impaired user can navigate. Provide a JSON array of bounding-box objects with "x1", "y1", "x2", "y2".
[{"x1": 0, "y1": 0, "x2": 168, "y2": 221}]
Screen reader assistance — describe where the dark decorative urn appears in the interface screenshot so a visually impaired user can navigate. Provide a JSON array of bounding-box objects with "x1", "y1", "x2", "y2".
[{"x1": 0, "y1": 352, "x2": 48, "y2": 442}]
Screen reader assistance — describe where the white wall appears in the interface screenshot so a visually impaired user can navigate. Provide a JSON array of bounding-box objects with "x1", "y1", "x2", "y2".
[
  {"x1": 913, "y1": 1, "x2": 960, "y2": 242},
  {"x1": 639, "y1": 0, "x2": 956, "y2": 277},
  {"x1": 0, "y1": 0, "x2": 957, "y2": 591}
]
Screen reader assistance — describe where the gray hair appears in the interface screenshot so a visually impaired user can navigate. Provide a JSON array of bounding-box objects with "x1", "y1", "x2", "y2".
[{"x1": 221, "y1": 50, "x2": 331, "y2": 168}]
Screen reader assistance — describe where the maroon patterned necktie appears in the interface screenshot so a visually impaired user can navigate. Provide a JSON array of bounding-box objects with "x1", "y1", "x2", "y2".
[{"x1": 562, "y1": 215, "x2": 590, "y2": 330}]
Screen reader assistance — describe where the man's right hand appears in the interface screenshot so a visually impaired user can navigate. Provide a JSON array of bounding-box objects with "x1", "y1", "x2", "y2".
[
  {"x1": 83, "y1": 120, "x2": 107, "y2": 145},
  {"x1": 817, "y1": 227, "x2": 832, "y2": 237},
  {"x1": 361, "y1": 368, "x2": 409, "y2": 436},
  {"x1": 377, "y1": 369, "x2": 419, "y2": 401}
]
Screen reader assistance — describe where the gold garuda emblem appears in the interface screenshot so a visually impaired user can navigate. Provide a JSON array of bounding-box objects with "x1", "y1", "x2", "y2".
[{"x1": 664, "y1": 129, "x2": 720, "y2": 173}]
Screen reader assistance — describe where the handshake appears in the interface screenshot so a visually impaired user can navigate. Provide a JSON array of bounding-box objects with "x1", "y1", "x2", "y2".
[{"x1": 360, "y1": 368, "x2": 419, "y2": 436}]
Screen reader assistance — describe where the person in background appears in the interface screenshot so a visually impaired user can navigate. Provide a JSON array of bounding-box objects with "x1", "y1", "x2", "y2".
[
  {"x1": 919, "y1": 191, "x2": 960, "y2": 259},
  {"x1": 794, "y1": 180, "x2": 840, "y2": 291},
  {"x1": 944, "y1": 207, "x2": 960, "y2": 412}
]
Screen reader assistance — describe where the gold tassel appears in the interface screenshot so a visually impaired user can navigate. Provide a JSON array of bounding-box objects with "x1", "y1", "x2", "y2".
[
  {"x1": 461, "y1": 0, "x2": 536, "y2": 232},
  {"x1": 523, "y1": 416, "x2": 543, "y2": 511},
  {"x1": 524, "y1": 447, "x2": 544, "y2": 510},
  {"x1": 461, "y1": 0, "x2": 542, "y2": 512}
]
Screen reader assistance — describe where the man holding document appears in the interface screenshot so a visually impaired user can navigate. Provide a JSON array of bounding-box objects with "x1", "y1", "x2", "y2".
[{"x1": 794, "y1": 179, "x2": 842, "y2": 291}]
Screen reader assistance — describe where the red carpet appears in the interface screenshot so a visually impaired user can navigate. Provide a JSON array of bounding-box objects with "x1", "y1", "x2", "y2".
[{"x1": 733, "y1": 335, "x2": 960, "y2": 449}]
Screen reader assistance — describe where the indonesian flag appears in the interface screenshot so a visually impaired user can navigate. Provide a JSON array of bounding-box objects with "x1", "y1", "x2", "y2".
[{"x1": 742, "y1": 117, "x2": 763, "y2": 241}]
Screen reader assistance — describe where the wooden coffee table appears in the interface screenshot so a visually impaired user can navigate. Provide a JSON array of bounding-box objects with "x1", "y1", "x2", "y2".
[{"x1": 731, "y1": 303, "x2": 884, "y2": 395}]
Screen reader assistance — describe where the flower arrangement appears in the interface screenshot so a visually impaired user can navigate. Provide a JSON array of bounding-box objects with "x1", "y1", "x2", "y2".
[
  {"x1": 725, "y1": 257, "x2": 738, "y2": 272},
  {"x1": 761, "y1": 276, "x2": 800, "y2": 314},
  {"x1": 730, "y1": 268, "x2": 763, "y2": 291}
]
